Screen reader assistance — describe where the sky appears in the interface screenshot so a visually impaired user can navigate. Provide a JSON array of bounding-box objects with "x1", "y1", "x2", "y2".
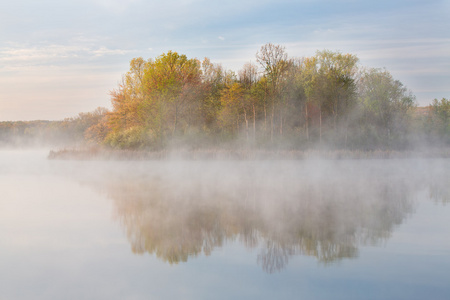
[{"x1": 0, "y1": 0, "x2": 449, "y2": 121}]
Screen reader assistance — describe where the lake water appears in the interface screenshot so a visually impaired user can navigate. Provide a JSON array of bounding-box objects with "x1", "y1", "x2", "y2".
[{"x1": 0, "y1": 150, "x2": 449, "y2": 300}]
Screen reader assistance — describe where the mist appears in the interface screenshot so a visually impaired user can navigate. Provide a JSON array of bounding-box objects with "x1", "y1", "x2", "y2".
[
  {"x1": 81, "y1": 158, "x2": 448, "y2": 271},
  {"x1": 1, "y1": 146, "x2": 450, "y2": 299}
]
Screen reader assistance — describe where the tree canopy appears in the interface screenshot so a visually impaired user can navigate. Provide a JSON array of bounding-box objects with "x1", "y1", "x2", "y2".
[
  {"x1": 97, "y1": 44, "x2": 427, "y2": 150},
  {"x1": 4, "y1": 43, "x2": 448, "y2": 151}
]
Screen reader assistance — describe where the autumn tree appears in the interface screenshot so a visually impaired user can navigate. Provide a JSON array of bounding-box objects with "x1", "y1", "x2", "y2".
[
  {"x1": 218, "y1": 81, "x2": 244, "y2": 137},
  {"x1": 100, "y1": 45, "x2": 430, "y2": 151},
  {"x1": 143, "y1": 51, "x2": 203, "y2": 144},
  {"x1": 84, "y1": 107, "x2": 110, "y2": 144},
  {"x1": 105, "y1": 52, "x2": 205, "y2": 149}
]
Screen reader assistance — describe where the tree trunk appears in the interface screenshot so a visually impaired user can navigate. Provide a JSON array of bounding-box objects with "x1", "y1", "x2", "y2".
[
  {"x1": 345, "y1": 117, "x2": 348, "y2": 148},
  {"x1": 173, "y1": 104, "x2": 178, "y2": 135},
  {"x1": 319, "y1": 106, "x2": 322, "y2": 143},
  {"x1": 253, "y1": 104, "x2": 256, "y2": 141},
  {"x1": 244, "y1": 108, "x2": 249, "y2": 142},
  {"x1": 305, "y1": 103, "x2": 309, "y2": 141},
  {"x1": 159, "y1": 101, "x2": 164, "y2": 148},
  {"x1": 237, "y1": 117, "x2": 239, "y2": 133},
  {"x1": 279, "y1": 108, "x2": 283, "y2": 137},
  {"x1": 264, "y1": 101, "x2": 267, "y2": 134},
  {"x1": 334, "y1": 99, "x2": 338, "y2": 131},
  {"x1": 271, "y1": 103, "x2": 274, "y2": 143}
]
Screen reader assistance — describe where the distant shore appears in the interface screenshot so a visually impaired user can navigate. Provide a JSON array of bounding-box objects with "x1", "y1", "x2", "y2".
[{"x1": 48, "y1": 147, "x2": 450, "y2": 161}]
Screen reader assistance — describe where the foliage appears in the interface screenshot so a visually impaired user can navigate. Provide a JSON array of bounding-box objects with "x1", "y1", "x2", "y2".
[
  {"x1": 420, "y1": 98, "x2": 450, "y2": 145},
  {"x1": 356, "y1": 68, "x2": 416, "y2": 149},
  {"x1": 104, "y1": 52, "x2": 205, "y2": 149},
  {"x1": 97, "y1": 45, "x2": 447, "y2": 150},
  {"x1": 0, "y1": 107, "x2": 109, "y2": 147}
]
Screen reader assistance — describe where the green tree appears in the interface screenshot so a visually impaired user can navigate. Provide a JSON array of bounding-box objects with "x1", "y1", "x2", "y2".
[
  {"x1": 302, "y1": 51, "x2": 359, "y2": 144},
  {"x1": 315, "y1": 51, "x2": 359, "y2": 144},
  {"x1": 300, "y1": 56, "x2": 319, "y2": 141},
  {"x1": 143, "y1": 51, "x2": 203, "y2": 144},
  {"x1": 256, "y1": 43, "x2": 291, "y2": 142},
  {"x1": 428, "y1": 98, "x2": 450, "y2": 144},
  {"x1": 200, "y1": 58, "x2": 226, "y2": 132},
  {"x1": 357, "y1": 68, "x2": 416, "y2": 148}
]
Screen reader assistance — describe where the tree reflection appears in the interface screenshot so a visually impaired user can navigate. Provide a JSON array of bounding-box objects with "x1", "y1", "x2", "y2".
[
  {"x1": 429, "y1": 182, "x2": 450, "y2": 205},
  {"x1": 84, "y1": 160, "x2": 446, "y2": 273}
]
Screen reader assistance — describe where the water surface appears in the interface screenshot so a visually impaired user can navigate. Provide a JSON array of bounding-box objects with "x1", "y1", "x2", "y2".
[{"x1": 0, "y1": 150, "x2": 449, "y2": 299}]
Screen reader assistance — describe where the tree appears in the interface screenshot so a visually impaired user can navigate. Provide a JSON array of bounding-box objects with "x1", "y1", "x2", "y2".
[
  {"x1": 106, "y1": 57, "x2": 151, "y2": 148},
  {"x1": 143, "y1": 51, "x2": 203, "y2": 143},
  {"x1": 256, "y1": 43, "x2": 291, "y2": 141},
  {"x1": 302, "y1": 55, "x2": 331, "y2": 142},
  {"x1": 428, "y1": 98, "x2": 450, "y2": 144},
  {"x1": 101, "y1": 46, "x2": 426, "y2": 151},
  {"x1": 239, "y1": 62, "x2": 260, "y2": 142},
  {"x1": 84, "y1": 107, "x2": 110, "y2": 144},
  {"x1": 301, "y1": 51, "x2": 359, "y2": 144},
  {"x1": 218, "y1": 82, "x2": 244, "y2": 137},
  {"x1": 316, "y1": 51, "x2": 359, "y2": 144},
  {"x1": 357, "y1": 68, "x2": 416, "y2": 148},
  {"x1": 105, "y1": 52, "x2": 205, "y2": 149}
]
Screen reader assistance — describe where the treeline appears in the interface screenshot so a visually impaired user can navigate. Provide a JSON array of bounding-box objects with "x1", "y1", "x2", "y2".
[
  {"x1": 95, "y1": 43, "x2": 448, "y2": 150},
  {"x1": 2, "y1": 44, "x2": 449, "y2": 150},
  {"x1": 0, "y1": 108, "x2": 107, "y2": 147}
]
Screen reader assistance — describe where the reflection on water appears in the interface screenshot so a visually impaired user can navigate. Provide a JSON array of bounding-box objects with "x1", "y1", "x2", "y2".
[
  {"x1": 75, "y1": 159, "x2": 448, "y2": 273},
  {"x1": 429, "y1": 181, "x2": 450, "y2": 205},
  {"x1": 2, "y1": 151, "x2": 450, "y2": 299}
]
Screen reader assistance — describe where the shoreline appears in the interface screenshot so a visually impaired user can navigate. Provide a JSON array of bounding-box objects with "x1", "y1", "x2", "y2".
[{"x1": 47, "y1": 147, "x2": 450, "y2": 161}]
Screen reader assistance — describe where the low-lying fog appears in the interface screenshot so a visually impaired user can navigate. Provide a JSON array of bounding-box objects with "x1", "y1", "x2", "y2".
[{"x1": 1, "y1": 149, "x2": 449, "y2": 299}]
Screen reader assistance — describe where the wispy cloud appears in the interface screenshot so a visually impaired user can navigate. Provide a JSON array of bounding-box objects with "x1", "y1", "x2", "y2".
[
  {"x1": 91, "y1": 47, "x2": 131, "y2": 57},
  {"x1": 0, "y1": 44, "x2": 133, "y2": 66}
]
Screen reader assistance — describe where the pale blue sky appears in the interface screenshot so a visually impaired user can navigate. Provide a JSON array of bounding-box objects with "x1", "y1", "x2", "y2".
[{"x1": 1, "y1": 0, "x2": 449, "y2": 120}]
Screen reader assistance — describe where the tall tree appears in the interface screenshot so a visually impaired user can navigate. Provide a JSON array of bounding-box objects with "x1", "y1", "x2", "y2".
[
  {"x1": 142, "y1": 51, "x2": 203, "y2": 146},
  {"x1": 302, "y1": 55, "x2": 323, "y2": 141},
  {"x1": 218, "y1": 82, "x2": 244, "y2": 137},
  {"x1": 106, "y1": 57, "x2": 150, "y2": 148},
  {"x1": 302, "y1": 51, "x2": 358, "y2": 143},
  {"x1": 239, "y1": 62, "x2": 260, "y2": 141},
  {"x1": 256, "y1": 43, "x2": 291, "y2": 141},
  {"x1": 315, "y1": 50, "x2": 359, "y2": 141}
]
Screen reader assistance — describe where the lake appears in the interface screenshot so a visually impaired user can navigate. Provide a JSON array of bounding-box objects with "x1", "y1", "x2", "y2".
[{"x1": 0, "y1": 150, "x2": 449, "y2": 300}]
